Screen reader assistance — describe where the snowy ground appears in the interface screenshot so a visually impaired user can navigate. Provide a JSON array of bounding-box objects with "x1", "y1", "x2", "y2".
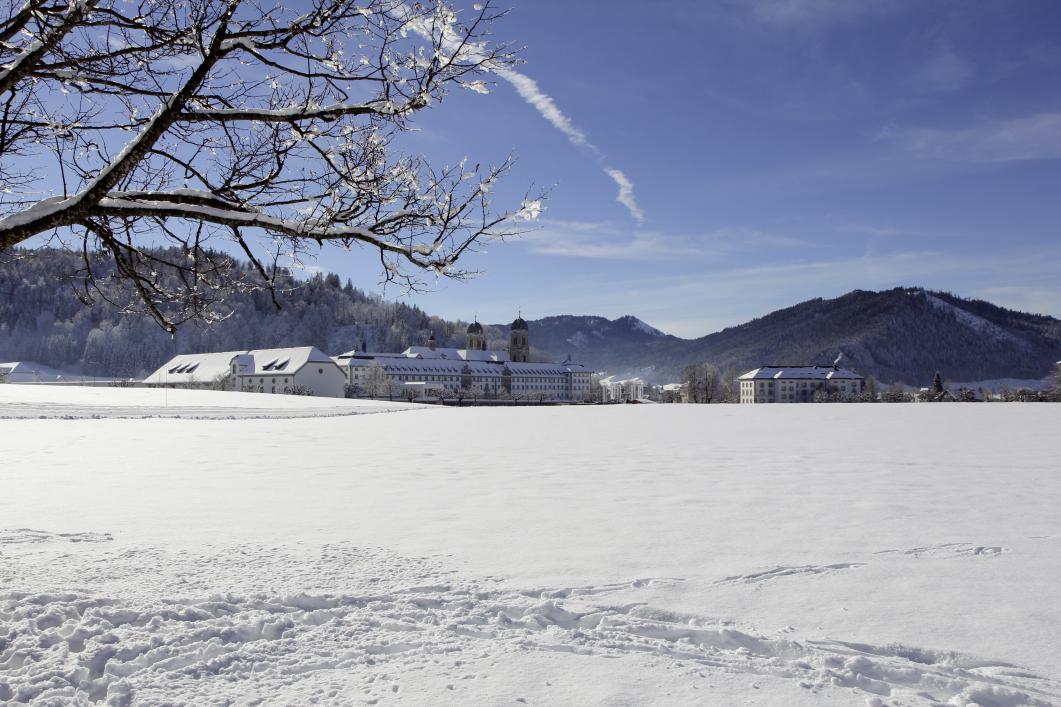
[
  {"x1": 0, "y1": 385, "x2": 421, "y2": 419},
  {"x1": 2, "y1": 387, "x2": 1060, "y2": 705}
]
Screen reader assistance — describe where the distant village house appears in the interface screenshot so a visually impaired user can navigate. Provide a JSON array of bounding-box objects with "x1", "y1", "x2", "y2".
[{"x1": 598, "y1": 376, "x2": 646, "y2": 403}]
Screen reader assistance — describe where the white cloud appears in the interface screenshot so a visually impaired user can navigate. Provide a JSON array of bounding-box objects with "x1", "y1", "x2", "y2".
[
  {"x1": 521, "y1": 221, "x2": 808, "y2": 261},
  {"x1": 877, "y1": 112, "x2": 1061, "y2": 162},
  {"x1": 520, "y1": 221, "x2": 690, "y2": 260}
]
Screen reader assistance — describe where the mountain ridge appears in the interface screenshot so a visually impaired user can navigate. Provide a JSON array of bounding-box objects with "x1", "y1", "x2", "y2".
[
  {"x1": 495, "y1": 288, "x2": 1061, "y2": 386},
  {"x1": 2, "y1": 251, "x2": 1058, "y2": 386}
]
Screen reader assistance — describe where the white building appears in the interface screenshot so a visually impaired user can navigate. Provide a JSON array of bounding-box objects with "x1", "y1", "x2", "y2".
[
  {"x1": 737, "y1": 365, "x2": 864, "y2": 404},
  {"x1": 600, "y1": 376, "x2": 645, "y2": 403},
  {"x1": 336, "y1": 317, "x2": 594, "y2": 402},
  {"x1": 0, "y1": 361, "x2": 127, "y2": 385},
  {"x1": 144, "y1": 346, "x2": 346, "y2": 397}
]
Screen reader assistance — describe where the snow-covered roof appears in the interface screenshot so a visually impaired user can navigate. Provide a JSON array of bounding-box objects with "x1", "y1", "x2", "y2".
[
  {"x1": 239, "y1": 347, "x2": 334, "y2": 376},
  {"x1": 600, "y1": 375, "x2": 643, "y2": 383},
  {"x1": 508, "y1": 361, "x2": 587, "y2": 375},
  {"x1": 339, "y1": 356, "x2": 587, "y2": 377},
  {"x1": 738, "y1": 366, "x2": 864, "y2": 381},
  {"x1": 0, "y1": 361, "x2": 98, "y2": 383},
  {"x1": 403, "y1": 346, "x2": 509, "y2": 362},
  {"x1": 343, "y1": 356, "x2": 494, "y2": 375},
  {"x1": 144, "y1": 347, "x2": 338, "y2": 385},
  {"x1": 143, "y1": 351, "x2": 246, "y2": 385},
  {"x1": 661, "y1": 383, "x2": 684, "y2": 391},
  {"x1": 337, "y1": 346, "x2": 510, "y2": 362}
]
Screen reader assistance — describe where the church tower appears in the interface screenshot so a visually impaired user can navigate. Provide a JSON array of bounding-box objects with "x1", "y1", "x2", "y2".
[
  {"x1": 508, "y1": 315, "x2": 529, "y2": 362},
  {"x1": 466, "y1": 320, "x2": 485, "y2": 351}
]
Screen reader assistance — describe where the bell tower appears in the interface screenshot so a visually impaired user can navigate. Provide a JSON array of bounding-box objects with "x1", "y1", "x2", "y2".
[
  {"x1": 466, "y1": 320, "x2": 485, "y2": 351},
  {"x1": 508, "y1": 313, "x2": 529, "y2": 363}
]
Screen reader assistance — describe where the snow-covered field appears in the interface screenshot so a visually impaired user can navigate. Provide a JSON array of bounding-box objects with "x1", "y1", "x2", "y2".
[
  {"x1": 0, "y1": 385, "x2": 420, "y2": 419},
  {"x1": 2, "y1": 387, "x2": 1060, "y2": 705}
]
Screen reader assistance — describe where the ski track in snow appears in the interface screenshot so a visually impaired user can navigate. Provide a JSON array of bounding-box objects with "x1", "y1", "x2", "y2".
[
  {"x1": 715, "y1": 543, "x2": 1009, "y2": 587},
  {"x1": 875, "y1": 543, "x2": 1009, "y2": 559},
  {"x1": 0, "y1": 529, "x2": 114, "y2": 545},
  {"x1": 716, "y1": 563, "x2": 866, "y2": 585},
  {"x1": 2, "y1": 541, "x2": 1057, "y2": 706}
]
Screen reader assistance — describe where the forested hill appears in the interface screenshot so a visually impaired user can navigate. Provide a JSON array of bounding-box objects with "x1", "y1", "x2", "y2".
[
  {"x1": 3, "y1": 250, "x2": 1059, "y2": 385},
  {"x1": 508, "y1": 288, "x2": 1061, "y2": 386},
  {"x1": 0, "y1": 249, "x2": 494, "y2": 378}
]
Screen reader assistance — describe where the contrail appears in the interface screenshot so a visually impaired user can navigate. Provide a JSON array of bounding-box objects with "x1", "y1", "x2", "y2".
[
  {"x1": 404, "y1": 5, "x2": 645, "y2": 224},
  {"x1": 494, "y1": 67, "x2": 645, "y2": 225}
]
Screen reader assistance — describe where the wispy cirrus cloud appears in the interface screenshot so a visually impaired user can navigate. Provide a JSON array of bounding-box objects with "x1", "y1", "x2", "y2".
[
  {"x1": 877, "y1": 112, "x2": 1061, "y2": 163},
  {"x1": 835, "y1": 223, "x2": 920, "y2": 238},
  {"x1": 493, "y1": 68, "x2": 646, "y2": 225},
  {"x1": 521, "y1": 220, "x2": 809, "y2": 261},
  {"x1": 913, "y1": 46, "x2": 973, "y2": 93},
  {"x1": 680, "y1": 0, "x2": 910, "y2": 33}
]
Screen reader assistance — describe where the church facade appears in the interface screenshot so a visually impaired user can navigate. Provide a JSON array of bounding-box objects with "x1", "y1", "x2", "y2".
[{"x1": 336, "y1": 316, "x2": 593, "y2": 402}]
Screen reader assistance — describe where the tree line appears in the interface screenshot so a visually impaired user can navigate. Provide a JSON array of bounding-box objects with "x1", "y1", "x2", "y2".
[{"x1": 0, "y1": 248, "x2": 490, "y2": 377}]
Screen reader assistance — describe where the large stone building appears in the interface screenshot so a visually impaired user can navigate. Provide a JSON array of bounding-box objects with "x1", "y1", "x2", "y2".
[
  {"x1": 737, "y1": 364, "x2": 864, "y2": 404},
  {"x1": 143, "y1": 346, "x2": 347, "y2": 397},
  {"x1": 336, "y1": 316, "x2": 593, "y2": 402}
]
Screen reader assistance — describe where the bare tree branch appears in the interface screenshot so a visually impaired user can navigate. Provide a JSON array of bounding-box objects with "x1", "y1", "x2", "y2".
[{"x1": 0, "y1": 0, "x2": 538, "y2": 331}]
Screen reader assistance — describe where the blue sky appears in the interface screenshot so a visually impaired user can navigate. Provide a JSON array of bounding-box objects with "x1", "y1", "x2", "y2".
[{"x1": 268, "y1": 2, "x2": 1061, "y2": 336}]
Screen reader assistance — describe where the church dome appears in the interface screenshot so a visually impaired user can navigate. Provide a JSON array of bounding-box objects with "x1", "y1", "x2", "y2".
[
  {"x1": 510, "y1": 316, "x2": 528, "y2": 331},
  {"x1": 466, "y1": 321, "x2": 483, "y2": 334}
]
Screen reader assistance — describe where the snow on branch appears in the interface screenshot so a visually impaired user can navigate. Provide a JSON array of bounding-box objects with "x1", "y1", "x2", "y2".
[{"x1": 0, "y1": 0, "x2": 531, "y2": 331}]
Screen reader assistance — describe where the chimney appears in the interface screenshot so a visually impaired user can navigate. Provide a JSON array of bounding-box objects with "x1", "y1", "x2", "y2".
[{"x1": 428, "y1": 333, "x2": 436, "y2": 351}]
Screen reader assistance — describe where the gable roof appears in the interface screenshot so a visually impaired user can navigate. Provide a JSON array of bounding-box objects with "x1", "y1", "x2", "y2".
[
  {"x1": 239, "y1": 347, "x2": 334, "y2": 375},
  {"x1": 143, "y1": 351, "x2": 246, "y2": 385},
  {"x1": 738, "y1": 365, "x2": 864, "y2": 381},
  {"x1": 0, "y1": 361, "x2": 97, "y2": 383},
  {"x1": 402, "y1": 346, "x2": 510, "y2": 362},
  {"x1": 143, "y1": 347, "x2": 338, "y2": 385}
]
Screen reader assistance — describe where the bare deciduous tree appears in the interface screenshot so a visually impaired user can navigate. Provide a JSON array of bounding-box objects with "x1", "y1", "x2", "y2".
[
  {"x1": 361, "y1": 360, "x2": 387, "y2": 397},
  {"x1": 682, "y1": 362, "x2": 722, "y2": 404},
  {"x1": 1047, "y1": 361, "x2": 1061, "y2": 402},
  {"x1": 0, "y1": 0, "x2": 538, "y2": 331}
]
